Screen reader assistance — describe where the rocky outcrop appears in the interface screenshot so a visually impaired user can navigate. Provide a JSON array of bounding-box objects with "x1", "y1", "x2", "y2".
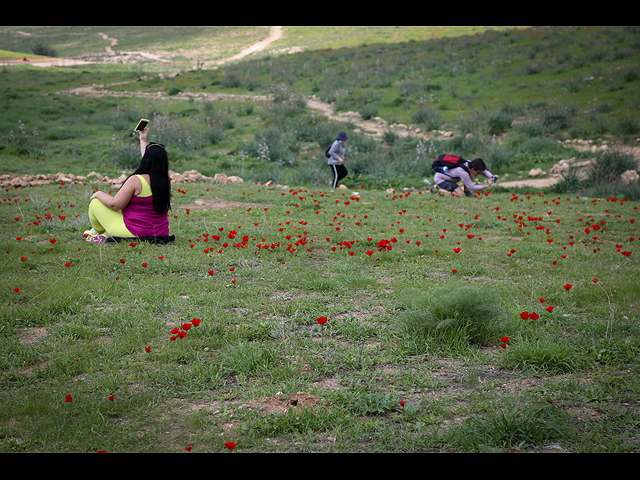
[{"x1": 0, "y1": 170, "x2": 242, "y2": 188}]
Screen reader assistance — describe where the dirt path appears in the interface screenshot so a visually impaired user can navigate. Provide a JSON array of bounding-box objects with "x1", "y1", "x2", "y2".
[
  {"x1": 497, "y1": 177, "x2": 559, "y2": 188},
  {"x1": 220, "y1": 26, "x2": 282, "y2": 64},
  {"x1": 3, "y1": 26, "x2": 283, "y2": 67}
]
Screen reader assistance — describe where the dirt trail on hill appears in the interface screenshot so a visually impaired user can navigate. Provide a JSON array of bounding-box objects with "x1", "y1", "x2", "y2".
[
  {"x1": 222, "y1": 26, "x2": 282, "y2": 63},
  {"x1": 3, "y1": 26, "x2": 282, "y2": 67}
]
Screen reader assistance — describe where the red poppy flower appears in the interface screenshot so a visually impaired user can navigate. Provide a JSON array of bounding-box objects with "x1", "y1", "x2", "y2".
[
  {"x1": 141, "y1": 263, "x2": 147, "y2": 267},
  {"x1": 65, "y1": 395, "x2": 72, "y2": 402},
  {"x1": 108, "y1": 395, "x2": 115, "y2": 401},
  {"x1": 564, "y1": 284, "x2": 573, "y2": 291},
  {"x1": 546, "y1": 306, "x2": 554, "y2": 312},
  {"x1": 501, "y1": 336, "x2": 509, "y2": 343},
  {"x1": 399, "y1": 401, "x2": 405, "y2": 407},
  {"x1": 182, "y1": 323, "x2": 192, "y2": 331},
  {"x1": 21, "y1": 257, "x2": 27, "y2": 262},
  {"x1": 225, "y1": 441, "x2": 236, "y2": 450},
  {"x1": 208, "y1": 270, "x2": 214, "y2": 275},
  {"x1": 453, "y1": 247, "x2": 461, "y2": 253},
  {"x1": 317, "y1": 317, "x2": 327, "y2": 324},
  {"x1": 185, "y1": 446, "x2": 193, "y2": 452},
  {"x1": 500, "y1": 343, "x2": 507, "y2": 349},
  {"x1": 192, "y1": 318, "x2": 201, "y2": 327},
  {"x1": 145, "y1": 346, "x2": 151, "y2": 352},
  {"x1": 451, "y1": 269, "x2": 457, "y2": 273},
  {"x1": 120, "y1": 259, "x2": 125, "y2": 264},
  {"x1": 529, "y1": 312, "x2": 539, "y2": 320},
  {"x1": 65, "y1": 262, "x2": 71, "y2": 267},
  {"x1": 178, "y1": 331, "x2": 187, "y2": 339},
  {"x1": 13, "y1": 287, "x2": 20, "y2": 292},
  {"x1": 520, "y1": 312, "x2": 529, "y2": 319}
]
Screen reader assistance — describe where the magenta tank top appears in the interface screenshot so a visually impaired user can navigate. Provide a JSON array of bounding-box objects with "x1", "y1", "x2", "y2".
[{"x1": 122, "y1": 175, "x2": 169, "y2": 237}]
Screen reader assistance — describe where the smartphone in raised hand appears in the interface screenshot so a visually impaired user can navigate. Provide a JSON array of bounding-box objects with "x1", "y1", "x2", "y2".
[{"x1": 134, "y1": 118, "x2": 149, "y2": 133}]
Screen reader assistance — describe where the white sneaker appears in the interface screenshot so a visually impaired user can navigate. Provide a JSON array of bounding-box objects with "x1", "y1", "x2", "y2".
[{"x1": 85, "y1": 233, "x2": 108, "y2": 244}]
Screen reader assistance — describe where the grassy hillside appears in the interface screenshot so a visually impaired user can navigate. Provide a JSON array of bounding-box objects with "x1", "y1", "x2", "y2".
[
  {"x1": 0, "y1": 26, "x2": 272, "y2": 65},
  {"x1": 1, "y1": 26, "x2": 639, "y2": 197},
  {"x1": 0, "y1": 26, "x2": 518, "y2": 64}
]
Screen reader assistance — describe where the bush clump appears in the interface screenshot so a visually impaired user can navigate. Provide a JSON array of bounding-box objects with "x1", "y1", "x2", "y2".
[
  {"x1": 31, "y1": 43, "x2": 57, "y2": 57},
  {"x1": 395, "y1": 283, "x2": 510, "y2": 349}
]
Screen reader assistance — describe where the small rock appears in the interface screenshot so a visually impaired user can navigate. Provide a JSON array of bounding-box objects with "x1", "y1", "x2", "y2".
[
  {"x1": 621, "y1": 170, "x2": 639, "y2": 185},
  {"x1": 213, "y1": 173, "x2": 228, "y2": 184}
]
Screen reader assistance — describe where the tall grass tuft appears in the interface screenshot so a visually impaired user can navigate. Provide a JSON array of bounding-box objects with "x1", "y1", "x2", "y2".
[
  {"x1": 411, "y1": 106, "x2": 442, "y2": 130},
  {"x1": 587, "y1": 149, "x2": 638, "y2": 186},
  {"x1": 395, "y1": 283, "x2": 510, "y2": 351},
  {"x1": 502, "y1": 338, "x2": 589, "y2": 374},
  {"x1": 453, "y1": 406, "x2": 575, "y2": 451}
]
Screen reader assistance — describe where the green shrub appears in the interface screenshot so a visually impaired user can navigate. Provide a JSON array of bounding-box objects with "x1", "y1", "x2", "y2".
[
  {"x1": 111, "y1": 146, "x2": 140, "y2": 170},
  {"x1": 31, "y1": 43, "x2": 57, "y2": 57},
  {"x1": 458, "y1": 115, "x2": 484, "y2": 136},
  {"x1": 587, "y1": 149, "x2": 638, "y2": 186},
  {"x1": 517, "y1": 120, "x2": 544, "y2": 137},
  {"x1": 542, "y1": 106, "x2": 571, "y2": 132},
  {"x1": 221, "y1": 72, "x2": 242, "y2": 89},
  {"x1": 359, "y1": 105, "x2": 379, "y2": 120},
  {"x1": 207, "y1": 126, "x2": 225, "y2": 145},
  {"x1": 411, "y1": 106, "x2": 441, "y2": 130},
  {"x1": 620, "y1": 66, "x2": 640, "y2": 83},
  {"x1": 396, "y1": 283, "x2": 510, "y2": 349},
  {"x1": 615, "y1": 117, "x2": 640, "y2": 136},
  {"x1": 487, "y1": 111, "x2": 512, "y2": 135},
  {"x1": 552, "y1": 166, "x2": 583, "y2": 193}
]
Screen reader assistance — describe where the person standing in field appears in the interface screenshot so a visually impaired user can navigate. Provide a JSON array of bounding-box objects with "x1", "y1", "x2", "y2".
[{"x1": 327, "y1": 131, "x2": 349, "y2": 189}]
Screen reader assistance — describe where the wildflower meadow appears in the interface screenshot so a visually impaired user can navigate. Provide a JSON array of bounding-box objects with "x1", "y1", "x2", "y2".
[{"x1": 1, "y1": 26, "x2": 639, "y2": 453}]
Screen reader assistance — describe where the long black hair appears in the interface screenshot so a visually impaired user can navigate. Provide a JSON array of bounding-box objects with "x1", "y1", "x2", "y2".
[{"x1": 125, "y1": 144, "x2": 171, "y2": 215}]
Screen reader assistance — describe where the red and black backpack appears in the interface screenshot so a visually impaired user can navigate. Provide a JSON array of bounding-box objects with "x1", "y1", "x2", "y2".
[{"x1": 431, "y1": 154, "x2": 470, "y2": 175}]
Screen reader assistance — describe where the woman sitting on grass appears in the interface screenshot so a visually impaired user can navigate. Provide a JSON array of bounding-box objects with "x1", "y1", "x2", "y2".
[{"x1": 84, "y1": 128, "x2": 172, "y2": 244}]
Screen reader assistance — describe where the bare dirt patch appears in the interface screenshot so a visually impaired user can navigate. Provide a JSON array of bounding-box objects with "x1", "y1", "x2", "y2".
[
  {"x1": 17, "y1": 326, "x2": 48, "y2": 345},
  {"x1": 244, "y1": 391, "x2": 328, "y2": 415},
  {"x1": 177, "y1": 198, "x2": 270, "y2": 212}
]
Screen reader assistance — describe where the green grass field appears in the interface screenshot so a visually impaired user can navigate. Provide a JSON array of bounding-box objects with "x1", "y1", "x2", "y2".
[{"x1": 1, "y1": 26, "x2": 639, "y2": 453}]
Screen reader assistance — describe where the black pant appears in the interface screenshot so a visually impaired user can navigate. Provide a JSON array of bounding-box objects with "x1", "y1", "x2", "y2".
[{"x1": 330, "y1": 164, "x2": 348, "y2": 188}]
